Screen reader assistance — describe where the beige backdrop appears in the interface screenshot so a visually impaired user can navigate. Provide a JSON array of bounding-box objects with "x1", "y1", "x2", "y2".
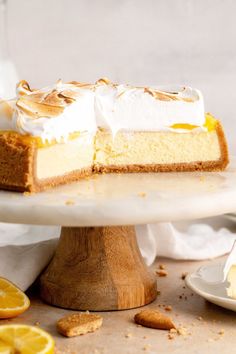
[{"x1": 7, "y1": 0, "x2": 236, "y2": 153}]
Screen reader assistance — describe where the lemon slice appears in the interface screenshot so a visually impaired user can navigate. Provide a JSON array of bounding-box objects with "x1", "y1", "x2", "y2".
[
  {"x1": 0, "y1": 278, "x2": 30, "y2": 319},
  {"x1": 0, "y1": 325, "x2": 54, "y2": 354}
]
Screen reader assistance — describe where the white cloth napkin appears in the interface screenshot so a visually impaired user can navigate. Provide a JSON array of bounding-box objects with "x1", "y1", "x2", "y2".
[
  {"x1": 0, "y1": 218, "x2": 236, "y2": 291},
  {"x1": 0, "y1": 224, "x2": 60, "y2": 291},
  {"x1": 136, "y1": 220, "x2": 236, "y2": 265}
]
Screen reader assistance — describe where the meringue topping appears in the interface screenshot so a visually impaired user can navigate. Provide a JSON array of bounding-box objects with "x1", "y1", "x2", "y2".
[
  {"x1": 0, "y1": 78, "x2": 206, "y2": 142},
  {"x1": 95, "y1": 82, "x2": 205, "y2": 135}
]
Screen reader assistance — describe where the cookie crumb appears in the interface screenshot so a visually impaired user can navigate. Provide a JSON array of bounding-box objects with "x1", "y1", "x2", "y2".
[
  {"x1": 23, "y1": 191, "x2": 32, "y2": 196},
  {"x1": 218, "y1": 329, "x2": 225, "y2": 335},
  {"x1": 177, "y1": 327, "x2": 188, "y2": 336},
  {"x1": 34, "y1": 321, "x2": 40, "y2": 326},
  {"x1": 168, "y1": 333, "x2": 175, "y2": 340},
  {"x1": 197, "y1": 316, "x2": 203, "y2": 321},
  {"x1": 138, "y1": 192, "x2": 146, "y2": 197},
  {"x1": 170, "y1": 328, "x2": 177, "y2": 334},
  {"x1": 65, "y1": 199, "x2": 75, "y2": 206},
  {"x1": 159, "y1": 264, "x2": 165, "y2": 270},
  {"x1": 181, "y1": 272, "x2": 188, "y2": 280},
  {"x1": 142, "y1": 344, "x2": 151, "y2": 351},
  {"x1": 125, "y1": 333, "x2": 133, "y2": 338},
  {"x1": 156, "y1": 270, "x2": 168, "y2": 277},
  {"x1": 164, "y1": 305, "x2": 172, "y2": 312}
]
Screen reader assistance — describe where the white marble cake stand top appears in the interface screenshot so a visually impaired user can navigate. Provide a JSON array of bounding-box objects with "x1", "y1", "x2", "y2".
[{"x1": 0, "y1": 157, "x2": 236, "y2": 226}]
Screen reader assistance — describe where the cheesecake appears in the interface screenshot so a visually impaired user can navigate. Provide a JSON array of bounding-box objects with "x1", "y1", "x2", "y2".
[
  {"x1": 0, "y1": 80, "x2": 96, "y2": 192},
  {"x1": 0, "y1": 78, "x2": 229, "y2": 192},
  {"x1": 94, "y1": 81, "x2": 228, "y2": 173}
]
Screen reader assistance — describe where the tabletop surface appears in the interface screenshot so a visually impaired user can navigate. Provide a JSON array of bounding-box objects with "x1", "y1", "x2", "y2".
[
  {"x1": 0, "y1": 158, "x2": 236, "y2": 226},
  {"x1": 5, "y1": 256, "x2": 236, "y2": 354}
]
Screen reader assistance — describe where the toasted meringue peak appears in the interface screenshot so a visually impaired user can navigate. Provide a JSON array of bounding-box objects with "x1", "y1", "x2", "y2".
[
  {"x1": 144, "y1": 87, "x2": 194, "y2": 102},
  {"x1": 16, "y1": 96, "x2": 65, "y2": 118},
  {"x1": 144, "y1": 87, "x2": 173, "y2": 101},
  {"x1": 43, "y1": 90, "x2": 66, "y2": 106},
  {"x1": 16, "y1": 80, "x2": 33, "y2": 96},
  {"x1": 59, "y1": 90, "x2": 81, "y2": 101},
  {"x1": 15, "y1": 81, "x2": 86, "y2": 119},
  {"x1": 96, "y1": 77, "x2": 112, "y2": 85},
  {"x1": 67, "y1": 81, "x2": 94, "y2": 89}
]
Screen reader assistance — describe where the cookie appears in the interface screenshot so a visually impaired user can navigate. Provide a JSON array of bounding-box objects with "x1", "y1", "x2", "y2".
[
  {"x1": 57, "y1": 313, "x2": 103, "y2": 337},
  {"x1": 134, "y1": 309, "x2": 175, "y2": 330}
]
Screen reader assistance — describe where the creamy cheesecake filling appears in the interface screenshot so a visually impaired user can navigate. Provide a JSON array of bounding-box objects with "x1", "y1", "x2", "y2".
[
  {"x1": 94, "y1": 130, "x2": 221, "y2": 166},
  {"x1": 36, "y1": 135, "x2": 94, "y2": 180}
]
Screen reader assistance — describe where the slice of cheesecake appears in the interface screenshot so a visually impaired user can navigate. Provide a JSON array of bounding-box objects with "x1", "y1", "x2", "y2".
[
  {"x1": 94, "y1": 115, "x2": 228, "y2": 173},
  {"x1": 94, "y1": 81, "x2": 228, "y2": 173},
  {"x1": 0, "y1": 131, "x2": 94, "y2": 192},
  {"x1": 0, "y1": 79, "x2": 229, "y2": 193},
  {"x1": 0, "y1": 80, "x2": 96, "y2": 192}
]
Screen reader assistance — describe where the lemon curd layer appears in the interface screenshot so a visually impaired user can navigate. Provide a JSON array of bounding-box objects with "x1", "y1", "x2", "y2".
[
  {"x1": 0, "y1": 131, "x2": 83, "y2": 148},
  {"x1": 170, "y1": 113, "x2": 217, "y2": 131},
  {"x1": 0, "y1": 114, "x2": 218, "y2": 148}
]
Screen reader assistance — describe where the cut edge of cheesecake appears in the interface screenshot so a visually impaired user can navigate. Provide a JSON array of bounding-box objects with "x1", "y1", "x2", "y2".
[
  {"x1": 94, "y1": 120, "x2": 229, "y2": 174},
  {"x1": 0, "y1": 120, "x2": 229, "y2": 193},
  {"x1": 0, "y1": 132, "x2": 93, "y2": 193}
]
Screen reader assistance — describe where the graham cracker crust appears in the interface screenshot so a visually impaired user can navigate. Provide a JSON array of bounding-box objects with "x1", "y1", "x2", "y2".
[
  {"x1": 93, "y1": 160, "x2": 228, "y2": 174},
  {"x1": 0, "y1": 121, "x2": 229, "y2": 193},
  {"x1": 0, "y1": 132, "x2": 92, "y2": 193}
]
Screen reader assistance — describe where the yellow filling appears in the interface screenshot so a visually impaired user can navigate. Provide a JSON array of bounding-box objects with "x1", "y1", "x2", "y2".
[
  {"x1": 170, "y1": 113, "x2": 217, "y2": 131},
  {"x1": 0, "y1": 113, "x2": 217, "y2": 147},
  {"x1": 204, "y1": 113, "x2": 218, "y2": 132},
  {"x1": 36, "y1": 131, "x2": 82, "y2": 148},
  {"x1": 0, "y1": 131, "x2": 82, "y2": 148}
]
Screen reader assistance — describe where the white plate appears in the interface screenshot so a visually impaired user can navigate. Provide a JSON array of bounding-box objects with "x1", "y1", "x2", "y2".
[{"x1": 185, "y1": 262, "x2": 236, "y2": 312}]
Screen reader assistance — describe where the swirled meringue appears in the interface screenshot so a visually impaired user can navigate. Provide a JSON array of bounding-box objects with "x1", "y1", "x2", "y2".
[{"x1": 0, "y1": 79, "x2": 206, "y2": 142}]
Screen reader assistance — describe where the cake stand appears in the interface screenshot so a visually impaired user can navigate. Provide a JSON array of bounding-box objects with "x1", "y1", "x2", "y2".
[{"x1": 1, "y1": 158, "x2": 236, "y2": 311}]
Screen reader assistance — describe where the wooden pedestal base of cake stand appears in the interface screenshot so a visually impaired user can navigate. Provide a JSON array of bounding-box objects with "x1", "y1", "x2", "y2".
[{"x1": 40, "y1": 226, "x2": 157, "y2": 311}]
